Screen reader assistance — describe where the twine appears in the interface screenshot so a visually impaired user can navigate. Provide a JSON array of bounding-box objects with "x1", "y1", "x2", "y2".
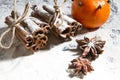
[
  {"x1": 49, "y1": 0, "x2": 67, "y2": 27},
  {"x1": 0, "y1": 0, "x2": 30, "y2": 49}
]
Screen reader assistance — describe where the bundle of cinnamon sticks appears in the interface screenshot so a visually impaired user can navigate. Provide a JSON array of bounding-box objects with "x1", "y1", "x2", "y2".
[
  {"x1": 31, "y1": 4, "x2": 82, "y2": 40},
  {"x1": 4, "y1": 3, "x2": 82, "y2": 52},
  {"x1": 5, "y1": 10, "x2": 49, "y2": 52}
]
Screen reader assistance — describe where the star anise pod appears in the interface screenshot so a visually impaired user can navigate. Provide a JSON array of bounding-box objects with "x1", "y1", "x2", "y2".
[
  {"x1": 68, "y1": 57, "x2": 94, "y2": 75},
  {"x1": 76, "y1": 37, "x2": 106, "y2": 60}
]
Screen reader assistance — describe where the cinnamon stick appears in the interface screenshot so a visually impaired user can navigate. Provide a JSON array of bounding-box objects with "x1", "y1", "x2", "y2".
[
  {"x1": 31, "y1": 5, "x2": 51, "y2": 23},
  {"x1": 5, "y1": 16, "x2": 33, "y2": 43},
  {"x1": 15, "y1": 30, "x2": 32, "y2": 49},
  {"x1": 21, "y1": 18, "x2": 45, "y2": 37},
  {"x1": 30, "y1": 17, "x2": 50, "y2": 34},
  {"x1": 31, "y1": 44, "x2": 39, "y2": 52},
  {"x1": 31, "y1": 11, "x2": 50, "y2": 23}
]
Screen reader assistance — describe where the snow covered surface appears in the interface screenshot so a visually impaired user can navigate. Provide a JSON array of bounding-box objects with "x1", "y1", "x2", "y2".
[{"x1": 0, "y1": 0, "x2": 120, "y2": 80}]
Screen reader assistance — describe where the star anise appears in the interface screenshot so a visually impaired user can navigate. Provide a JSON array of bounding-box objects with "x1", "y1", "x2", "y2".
[
  {"x1": 76, "y1": 37, "x2": 106, "y2": 60},
  {"x1": 68, "y1": 57, "x2": 94, "y2": 75}
]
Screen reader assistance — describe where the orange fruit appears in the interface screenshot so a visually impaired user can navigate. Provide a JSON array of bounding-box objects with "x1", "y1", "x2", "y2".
[{"x1": 71, "y1": 0, "x2": 110, "y2": 28}]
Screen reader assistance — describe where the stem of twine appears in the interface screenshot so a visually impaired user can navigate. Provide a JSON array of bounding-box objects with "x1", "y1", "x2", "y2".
[{"x1": 0, "y1": 0, "x2": 30, "y2": 49}]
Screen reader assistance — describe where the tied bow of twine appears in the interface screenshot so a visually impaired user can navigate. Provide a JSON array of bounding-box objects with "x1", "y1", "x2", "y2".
[
  {"x1": 0, "y1": 0, "x2": 30, "y2": 49},
  {"x1": 49, "y1": 0, "x2": 67, "y2": 27}
]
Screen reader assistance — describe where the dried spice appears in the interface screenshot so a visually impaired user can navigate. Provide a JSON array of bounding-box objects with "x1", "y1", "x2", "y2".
[
  {"x1": 43, "y1": 4, "x2": 82, "y2": 39},
  {"x1": 6, "y1": 15, "x2": 49, "y2": 51},
  {"x1": 68, "y1": 57, "x2": 94, "y2": 76},
  {"x1": 31, "y1": 3, "x2": 82, "y2": 40},
  {"x1": 76, "y1": 37, "x2": 106, "y2": 60},
  {"x1": 5, "y1": 16, "x2": 33, "y2": 49},
  {"x1": 3, "y1": 1, "x2": 50, "y2": 52},
  {"x1": 0, "y1": 2, "x2": 30, "y2": 49}
]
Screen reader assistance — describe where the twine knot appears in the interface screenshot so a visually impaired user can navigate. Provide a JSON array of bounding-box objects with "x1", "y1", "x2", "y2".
[
  {"x1": 54, "y1": 5, "x2": 60, "y2": 12},
  {"x1": 49, "y1": 0, "x2": 68, "y2": 27}
]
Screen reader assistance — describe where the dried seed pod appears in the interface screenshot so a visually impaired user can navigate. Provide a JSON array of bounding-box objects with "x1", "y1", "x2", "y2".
[
  {"x1": 76, "y1": 37, "x2": 106, "y2": 60},
  {"x1": 68, "y1": 57, "x2": 94, "y2": 76}
]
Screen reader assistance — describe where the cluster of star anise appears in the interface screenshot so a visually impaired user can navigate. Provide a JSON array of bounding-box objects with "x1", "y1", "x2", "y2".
[{"x1": 67, "y1": 36, "x2": 106, "y2": 77}]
